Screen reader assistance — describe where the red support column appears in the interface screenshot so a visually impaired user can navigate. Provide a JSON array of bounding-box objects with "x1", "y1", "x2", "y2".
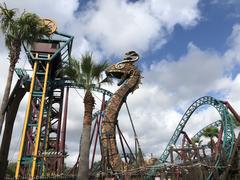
[
  {"x1": 59, "y1": 86, "x2": 69, "y2": 173},
  {"x1": 90, "y1": 94, "x2": 106, "y2": 170}
]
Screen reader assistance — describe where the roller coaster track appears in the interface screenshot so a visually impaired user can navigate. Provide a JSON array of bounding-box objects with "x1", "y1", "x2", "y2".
[
  {"x1": 64, "y1": 81, "x2": 113, "y2": 98},
  {"x1": 146, "y1": 96, "x2": 235, "y2": 179}
]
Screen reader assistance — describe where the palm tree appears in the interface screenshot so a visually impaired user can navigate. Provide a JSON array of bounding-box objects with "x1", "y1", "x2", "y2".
[
  {"x1": 61, "y1": 54, "x2": 109, "y2": 180},
  {"x1": 202, "y1": 127, "x2": 218, "y2": 159},
  {"x1": 0, "y1": 3, "x2": 50, "y2": 133},
  {"x1": 191, "y1": 137, "x2": 202, "y2": 146}
]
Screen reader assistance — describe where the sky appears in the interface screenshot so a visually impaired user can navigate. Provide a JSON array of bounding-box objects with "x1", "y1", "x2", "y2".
[{"x1": 0, "y1": 0, "x2": 240, "y2": 167}]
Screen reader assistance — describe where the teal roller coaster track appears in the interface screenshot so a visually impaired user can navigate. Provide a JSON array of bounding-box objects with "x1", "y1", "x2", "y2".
[{"x1": 147, "y1": 96, "x2": 235, "y2": 179}]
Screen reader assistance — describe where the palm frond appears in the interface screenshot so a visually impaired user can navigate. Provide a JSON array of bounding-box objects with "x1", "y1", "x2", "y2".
[
  {"x1": 61, "y1": 53, "x2": 112, "y2": 90},
  {"x1": 92, "y1": 60, "x2": 109, "y2": 81},
  {"x1": 17, "y1": 12, "x2": 50, "y2": 45},
  {"x1": 60, "y1": 58, "x2": 81, "y2": 84},
  {"x1": 4, "y1": 34, "x2": 14, "y2": 48},
  {"x1": 0, "y1": 3, "x2": 16, "y2": 33},
  {"x1": 202, "y1": 127, "x2": 219, "y2": 138},
  {"x1": 0, "y1": 3, "x2": 50, "y2": 50},
  {"x1": 81, "y1": 53, "x2": 93, "y2": 75}
]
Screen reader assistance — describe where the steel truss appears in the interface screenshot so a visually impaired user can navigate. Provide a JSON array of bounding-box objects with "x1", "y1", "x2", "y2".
[{"x1": 15, "y1": 32, "x2": 73, "y2": 179}]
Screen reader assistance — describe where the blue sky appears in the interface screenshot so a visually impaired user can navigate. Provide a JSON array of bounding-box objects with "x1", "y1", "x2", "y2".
[
  {"x1": 145, "y1": 0, "x2": 240, "y2": 63},
  {"x1": 0, "y1": 0, "x2": 240, "y2": 165}
]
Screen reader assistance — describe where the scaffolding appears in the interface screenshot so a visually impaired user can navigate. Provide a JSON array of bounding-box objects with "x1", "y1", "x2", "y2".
[{"x1": 15, "y1": 30, "x2": 73, "y2": 179}]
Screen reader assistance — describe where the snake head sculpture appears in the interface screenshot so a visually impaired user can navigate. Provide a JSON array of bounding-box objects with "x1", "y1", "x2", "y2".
[
  {"x1": 102, "y1": 51, "x2": 143, "y2": 171},
  {"x1": 105, "y1": 51, "x2": 140, "y2": 86}
]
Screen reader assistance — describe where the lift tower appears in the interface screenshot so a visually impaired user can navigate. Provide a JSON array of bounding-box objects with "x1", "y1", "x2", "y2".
[{"x1": 15, "y1": 19, "x2": 73, "y2": 179}]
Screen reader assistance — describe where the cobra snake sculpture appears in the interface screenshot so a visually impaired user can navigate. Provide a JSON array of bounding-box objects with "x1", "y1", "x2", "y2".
[{"x1": 101, "y1": 51, "x2": 143, "y2": 174}]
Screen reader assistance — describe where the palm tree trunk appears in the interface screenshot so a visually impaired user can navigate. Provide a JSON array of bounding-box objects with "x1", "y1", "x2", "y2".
[
  {"x1": 210, "y1": 136, "x2": 214, "y2": 163},
  {"x1": 0, "y1": 43, "x2": 20, "y2": 134},
  {"x1": 77, "y1": 90, "x2": 94, "y2": 180},
  {"x1": 0, "y1": 80, "x2": 27, "y2": 179},
  {"x1": 0, "y1": 64, "x2": 15, "y2": 134}
]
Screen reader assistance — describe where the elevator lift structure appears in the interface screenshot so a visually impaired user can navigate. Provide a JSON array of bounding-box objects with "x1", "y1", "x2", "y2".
[{"x1": 15, "y1": 20, "x2": 73, "y2": 179}]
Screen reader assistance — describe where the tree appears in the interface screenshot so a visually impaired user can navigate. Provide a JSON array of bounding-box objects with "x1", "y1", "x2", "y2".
[
  {"x1": 61, "y1": 54, "x2": 109, "y2": 180},
  {"x1": 191, "y1": 137, "x2": 202, "y2": 146},
  {"x1": 202, "y1": 127, "x2": 218, "y2": 158},
  {"x1": 6, "y1": 162, "x2": 16, "y2": 177},
  {"x1": 0, "y1": 3, "x2": 50, "y2": 178},
  {"x1": 0, "y1": 3, "x2": 50, "y2": 133}
]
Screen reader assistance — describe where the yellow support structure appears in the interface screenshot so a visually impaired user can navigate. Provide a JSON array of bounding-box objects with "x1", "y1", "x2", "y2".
[
  {"x1": 15, "y1": 61, "x2": 38, "y2": 179},
  {"x1": 31, "y1": 55, "x2": 51, "y2": 178},
  {"x1": 14, "y1": 28, "x2": 73, "y2": 178}
]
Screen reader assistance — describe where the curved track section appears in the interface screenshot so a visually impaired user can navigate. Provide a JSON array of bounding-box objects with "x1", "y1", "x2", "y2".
[
  {"x1": 160, "y1": 96, "x2": 234, "y2": 162},
  {"x1": 147, "y1": 96, "x2": 235, "y2": 178},
  {"x1": 65, "y1": 82, "x2": 113, "y2": 97},
  {"x1": 192, "y1": 120, "x2": 222, "y2": 140}
]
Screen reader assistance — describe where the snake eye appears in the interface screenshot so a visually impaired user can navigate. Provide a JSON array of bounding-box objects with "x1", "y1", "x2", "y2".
[{"x1": 115, "y1": 63, "x2": 125, "y2": 69}]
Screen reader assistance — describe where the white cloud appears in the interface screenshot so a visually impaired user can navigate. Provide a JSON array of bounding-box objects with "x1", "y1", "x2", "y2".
[
  {"x1": 224, "y1": 24, "x2": 240, "y2": 70},
  {"x1": 143, "y1": 43, "x2": 224, "y2": 105},
  {"x1": 1, "y1": 0, "x2": 79, "y2": 30},
  {"x1": 149, "y1": 0, "x2": 200, "y2": 28},
  {"x1": 0, "y1": 0, "x2": 201, "y2": 58},
  {"x1": 76, "y1": 0, "x2": 200, "y2": 56}
]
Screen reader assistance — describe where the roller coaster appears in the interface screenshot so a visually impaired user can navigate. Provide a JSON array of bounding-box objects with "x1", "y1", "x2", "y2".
[{"x1": 1, "y1": 20, "x2": 240, "y2": 180}]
